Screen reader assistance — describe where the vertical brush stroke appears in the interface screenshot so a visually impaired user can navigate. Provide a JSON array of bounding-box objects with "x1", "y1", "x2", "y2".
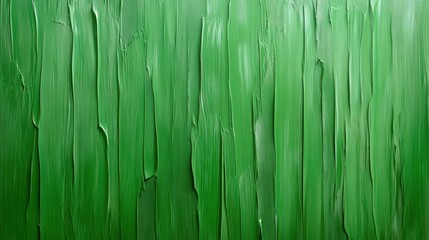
[
  {"x1": 70, "y1": 3, "x2": 108, "y2": 237},
  {"x1": 93, "y1": 2, "x2": 121, "y2": 237},
  {"x1": 228, "y1": 0, "x2": 260, "y2": 238},
  {"x1": 0, "y1": 0, "x2": 38, "y2": 238},
  {"x1": 37, "y1": 2, "x2": 74, "y2": 238},
  {"x1": 302, "y1": 3, "x2": 323, "y2": 239},
  {"x1": 275, "y1": 2, "x2": 304, "y2": 238},
  {"x1": 254, "y1": 1, "x2": 276, "y2": 238}
]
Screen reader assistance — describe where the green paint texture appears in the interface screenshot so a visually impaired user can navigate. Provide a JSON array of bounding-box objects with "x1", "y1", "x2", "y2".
[{"x1": 1, "y1": 0, "x2": 429, "y2": 239}]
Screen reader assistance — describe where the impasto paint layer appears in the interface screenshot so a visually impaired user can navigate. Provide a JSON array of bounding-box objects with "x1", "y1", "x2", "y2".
[{"x1": 1, "y1": 0, "x2": 429, "y2": 239}]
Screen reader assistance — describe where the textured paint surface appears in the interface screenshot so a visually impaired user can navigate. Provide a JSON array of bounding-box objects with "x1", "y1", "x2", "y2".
[{"x1": 1, "y1": 0, "x2": 429, "y2": 239}]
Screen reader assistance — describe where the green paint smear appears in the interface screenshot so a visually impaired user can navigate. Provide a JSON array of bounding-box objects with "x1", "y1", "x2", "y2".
[{"x1": 1, "y1": 0, "x2": 429, "y2": 239}]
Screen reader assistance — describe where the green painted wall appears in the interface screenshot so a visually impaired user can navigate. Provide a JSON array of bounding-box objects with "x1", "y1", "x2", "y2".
[{"x1": 1, "y1": 0, "x2": 429, "y2": 239}]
